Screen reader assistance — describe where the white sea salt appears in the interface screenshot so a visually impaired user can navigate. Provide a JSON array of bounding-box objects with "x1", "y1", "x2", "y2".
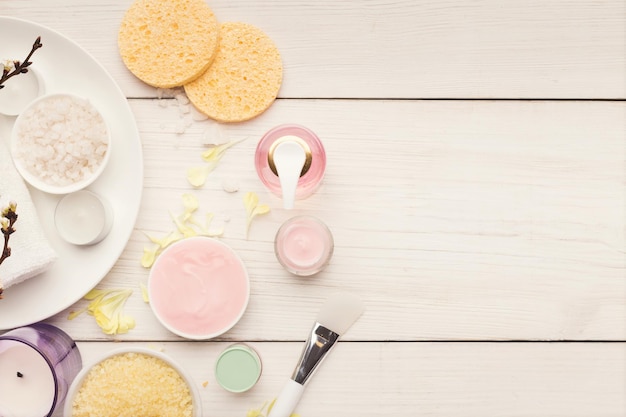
[{"x1": 13, "y1": 95, "x2": 109, "y2": 187}]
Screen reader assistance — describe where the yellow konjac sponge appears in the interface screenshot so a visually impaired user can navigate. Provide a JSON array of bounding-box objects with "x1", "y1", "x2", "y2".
[
  {"x1": 184, "y1": 22, "x2": 283, "y2": 123},
  {"x1": 118, "y1": 0, "x2": 219, "y2": 88}
]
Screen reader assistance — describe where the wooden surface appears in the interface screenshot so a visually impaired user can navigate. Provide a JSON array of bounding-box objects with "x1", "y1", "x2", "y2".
[{"x1": 1, "y1": 0, "x2": 625, "y2": 416}]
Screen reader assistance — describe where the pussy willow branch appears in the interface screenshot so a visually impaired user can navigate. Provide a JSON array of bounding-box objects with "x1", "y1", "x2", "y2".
[
  {"x1": 0, "y1": 36, "x2": 43, "y2": 89},
  {"x1": 0, "y1": 210, "x2": 18, "y2": 299}
]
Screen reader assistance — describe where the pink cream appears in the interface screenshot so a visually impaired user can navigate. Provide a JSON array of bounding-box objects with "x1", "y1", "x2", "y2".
[
  {"x1": 274, "y1": 216, "x2": 334, "y2": 276},
  {"x1": 149, "y1": 237, "x2": 249, "y2": 339}
]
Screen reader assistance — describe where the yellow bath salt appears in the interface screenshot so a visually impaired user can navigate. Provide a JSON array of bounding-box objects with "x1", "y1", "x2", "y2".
[{"x1": 71, "y1": 352, "x2": 193, "y2": 417}]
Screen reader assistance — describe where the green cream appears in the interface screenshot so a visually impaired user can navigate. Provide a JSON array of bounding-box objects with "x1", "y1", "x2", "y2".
[{"x1": 215, "y1": 344, "x2": 262, "y2": 393}]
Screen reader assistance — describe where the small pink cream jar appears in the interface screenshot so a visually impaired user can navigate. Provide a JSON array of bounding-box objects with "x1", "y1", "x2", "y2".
[
  {"x1": 255, "y1": 124, "x2": 326, "y2": 209},
  {"x1": 274, "y1": 216, "x2": 334, "y2": 276},
  {"x1": 148, "y1": 237, "x2": 250, "y2": 340}
]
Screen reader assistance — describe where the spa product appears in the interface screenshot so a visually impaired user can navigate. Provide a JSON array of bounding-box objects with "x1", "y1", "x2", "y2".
[
  {"x1": 148, "y1": 236, "x2": 250, "y2": 339},
  {"x1": 0, "y1": 323, "x2": 82, "y2": 417},
  {"x1": 274, "y1": 215, "x2": 334, "y2": 276},
  {"x1": 118, "y1": 0, "x2": 219, "y2": 88},
  {"x1": 255, "y1": 124, "x2": 326, "y2": 209},
  {"x1": 215, "y1": 344, "x2": 262, "y2": 393},
  {"x1": 10, "y1": 93, "x2": 110, "y2": 194},
  {"x1": 54, "y1": 190, "x2": 113, "y2": 245},
  {"x1": 268, "y1": 293, "x2": 365, "y2": 417},
  {"x1": 66, "y1": 348, "x2": 200, "y2": 417},
  {"x1": 184, "y1": 22, "x2": 283, "y2": 122}
]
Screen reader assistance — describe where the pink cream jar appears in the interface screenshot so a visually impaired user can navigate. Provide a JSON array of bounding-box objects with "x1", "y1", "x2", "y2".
[
  {"x1": 148, "y1": 237, "x2": 250, "y2": 340},
  {"x1": 274, "y1": 216, "x2": 334, "y2": 276}
]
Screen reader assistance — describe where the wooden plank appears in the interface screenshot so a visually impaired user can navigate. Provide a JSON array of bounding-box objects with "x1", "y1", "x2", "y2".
[
  {"x1": 4, "y1": 0, "x2": 624, "y2": 99},
  {"x1": 44, "y1": 98, "x2": 626, "y2": 341},
  {"x1": 53, "y1": 341, "x2": 626, "y2": 417}
]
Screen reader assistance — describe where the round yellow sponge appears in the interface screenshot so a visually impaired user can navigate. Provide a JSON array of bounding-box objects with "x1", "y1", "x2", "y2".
[
  {"x1": 184, "y1": 22, "x2": 283, "y2": 123},
  {"x1": 118, "y1": 0, "x2": 219, "y2": 88}
]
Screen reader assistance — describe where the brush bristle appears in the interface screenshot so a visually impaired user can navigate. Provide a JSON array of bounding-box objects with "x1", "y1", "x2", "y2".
[{"x1": 315, "y1": 292, "x2": 365, "y2": 335}]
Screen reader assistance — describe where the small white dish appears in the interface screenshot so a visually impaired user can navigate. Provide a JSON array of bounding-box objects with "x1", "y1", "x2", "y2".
[
  {"x1": 0, "y1": 66, "x2": 44, "y2": 116},
  {"x1": 54, "y1": 190, "x2": 113, "y2": 245},
  {"x1": 10, "y1": 93, "x2": 111, "y2": 195},
  {"x1": 63, "y1": 347, "x2": 202, "y2": 417}
]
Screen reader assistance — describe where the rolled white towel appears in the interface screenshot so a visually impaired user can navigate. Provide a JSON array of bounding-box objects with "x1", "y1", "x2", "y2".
[{"x1": 0, "y1": 139, "x2": 57, "y2": 292}]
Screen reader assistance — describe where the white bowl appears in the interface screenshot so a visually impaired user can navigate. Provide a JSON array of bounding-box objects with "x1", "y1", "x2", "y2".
[
  {"x1": 148, "y1": 237, "x2": 250, "y2": 340},
  {"x1": 63, "y1": 347, "x2": 202, "y2": 417},
  {"x1": 10, "y1": 93, "x2": 111, "y2": 195}
]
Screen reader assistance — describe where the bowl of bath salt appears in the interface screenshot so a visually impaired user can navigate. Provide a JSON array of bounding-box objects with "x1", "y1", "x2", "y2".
[
  {"x1": 64, "y1": 347, "x2": 202, "y2": 417},
  {"x1": 10, "y1": 93, "x2": 110, "y2": 194}
]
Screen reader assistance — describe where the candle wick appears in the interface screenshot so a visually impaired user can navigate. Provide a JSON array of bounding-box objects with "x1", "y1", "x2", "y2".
[{"x1": 16, "y1": 371, "x2": 23, "y2": 378}]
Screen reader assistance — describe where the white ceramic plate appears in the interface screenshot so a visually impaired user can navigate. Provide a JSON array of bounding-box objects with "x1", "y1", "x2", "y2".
[{"x1": 0, "y1": 17, "x2": 143, "y2": 329}]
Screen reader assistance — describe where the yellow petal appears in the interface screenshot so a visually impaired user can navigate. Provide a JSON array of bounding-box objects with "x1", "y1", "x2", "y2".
[
  {"x1": 145, "y1": 231, "x2": 182, "y2": 250},
  {"x1": 244, "y1": 193, "x2": 270, "y2": 239},
  {"x1": 84, "y1": 289, "x2": 109, "y2": 301},
  {"x1": 170, "y1": 211, "x2": 197, "y2": 237},
  {"x1": 116, "y1": 315, "x2": 136, "y2": 334},
  {"x1": 243, "y1": 191, "x2": 259, "y2": 214},
  {"x1": 141, "y1": 247, "x2": 157, "y2": 268},
  {"x1": 186, "y1": 214, "x2": 205, "y2": 232},
  {"x1": 186, "y1": 165, "x2": 210, "y2": 187},
  {"x1": 182, "y1": 193, "x2": 199, "y2": 213},
  {"x1": 201, "y1": 138, "x2": 245, "y2": 162},
  {"x1": 253, "y1": 204, "x2": 270, "y2": 216},
  {"x1": 267, "y1": 398, "x2": 277, "y2": 414},
  {"x1": 140, "y1": 282, "x2": 149, "y2": 303},
  {"x1": 200, "y1": 147, "x2": 220, "y2": 162},
  {"x1": 86, "y1": 289, "x2": 134, "y2": 335}
]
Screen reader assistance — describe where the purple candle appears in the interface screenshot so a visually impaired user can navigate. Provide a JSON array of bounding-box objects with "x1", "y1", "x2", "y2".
[{"x1": 0, "y1": 323, "x2": 82, "y2": 416}]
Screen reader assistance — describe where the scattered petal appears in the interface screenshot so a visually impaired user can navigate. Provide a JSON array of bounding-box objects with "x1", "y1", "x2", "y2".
[
  {"x1": 182, "y1": 193, "x2": 199, "y2": 213},
  {"x1": 201, "y1": 138, "x2": 243, "y2": 162},
  {"x1": 69, "y1": 289, "x2": 135, "y2": 335},
  {"x1": 244, "y1": 191, "x2": 259, "y2": 209},
  {"x1": 141, "y1": 247, "x2": 158, "y2": 268},
  {"x1": 186, "y1": 165, "x2": 212, "y2": 187},
  {"x1": 140, "y1": 282, "x2": 149, "y2": 303},
  {"x1": 244, "y1": 192, "x2": 270, "y2": 239},
  {"x1": 140, "y1": 194, "x2": 226, "y2": 267}
]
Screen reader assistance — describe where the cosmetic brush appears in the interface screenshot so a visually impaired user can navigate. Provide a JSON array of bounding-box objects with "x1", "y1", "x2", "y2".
[{"x1": 268, "y1": 292, "x2": 365, "y2": 417}]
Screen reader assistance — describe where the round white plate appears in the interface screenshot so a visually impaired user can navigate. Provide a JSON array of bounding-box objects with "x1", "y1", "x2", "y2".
[{"x1": 0, "y1": 17, "x2": 143, "y2": 329}]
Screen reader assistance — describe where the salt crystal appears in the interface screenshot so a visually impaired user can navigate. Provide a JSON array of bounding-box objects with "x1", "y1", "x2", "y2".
[
  {"x1": 221, "y1": 179, "x2": 239, "y2": 193},
  {"x1": 201, "y1": 123, "x2": 228, "y2": 146},
  {"x1": 190, "y1": 106, "x2": 208, "y2": 121},
  {"x1": 174, "y1": 93, "x2": 189, "y2": 106}
]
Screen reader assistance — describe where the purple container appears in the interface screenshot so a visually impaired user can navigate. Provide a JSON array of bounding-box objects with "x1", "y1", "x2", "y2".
[{"x1": 0, "y1": 323, "x2": 82, "y2": 416}]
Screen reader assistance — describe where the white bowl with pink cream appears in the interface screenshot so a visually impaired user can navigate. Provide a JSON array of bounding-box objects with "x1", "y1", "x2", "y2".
[{"x1": 148, "y1": 237, "x2": 250, "y2": 340}]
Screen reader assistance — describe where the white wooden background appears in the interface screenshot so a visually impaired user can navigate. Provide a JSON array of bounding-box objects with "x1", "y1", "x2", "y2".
[{"x1": 1, "y1": 0, "x2": 625, "y2": 416}]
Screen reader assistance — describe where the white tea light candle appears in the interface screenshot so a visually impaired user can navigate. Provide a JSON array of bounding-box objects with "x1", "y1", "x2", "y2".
[
  {"x1": 0, "y1": 323, "x2": 82, "y2": 417},
  {"x1": 54, "y1": 190, "x2": 113, "y2": 245}
]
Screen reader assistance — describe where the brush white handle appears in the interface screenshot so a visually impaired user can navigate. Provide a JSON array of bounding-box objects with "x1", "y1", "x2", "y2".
[{"x1": 269, "y1": 379, "x2": 305, "y2": 417}]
